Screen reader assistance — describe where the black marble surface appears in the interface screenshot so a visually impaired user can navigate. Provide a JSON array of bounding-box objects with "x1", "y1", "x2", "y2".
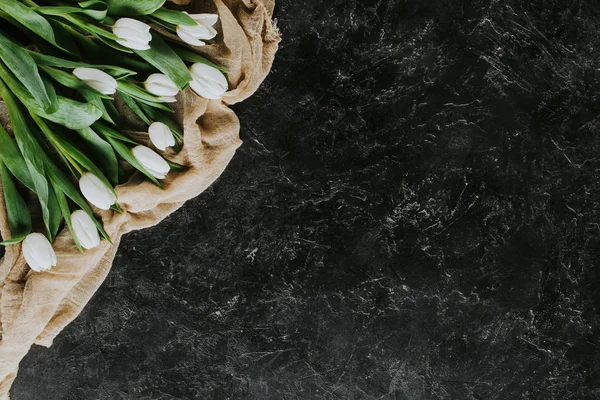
[{"x1": 11, "y1": 0, "x2": 600, "y2": 399}]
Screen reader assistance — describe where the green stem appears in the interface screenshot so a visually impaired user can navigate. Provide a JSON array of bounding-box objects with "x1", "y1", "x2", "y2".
[
  {"x1": 0, "y1": 76, "x2": 15, "y2": 113},
  {"x1": 21, "y1": 0, "x2": 39, "y2": 7},
  {"x1": 0, "y1": 60, "x2": 28, "y2": 105},
  {"x1": 62, "y1": 152, "x2": 85, "y2": 175},
  {"x1": 30, "y1": 113, "x2": 85, "y2": 175}
]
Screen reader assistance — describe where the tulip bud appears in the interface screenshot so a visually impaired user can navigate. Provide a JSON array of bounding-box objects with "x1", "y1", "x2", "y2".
[
  {"x1": 144, "y1": 74, "x2": 179, "y2": 99},
  {"x1": 22, "y1": 233, "x2": 57, "y2": 272},
  {"x1": 79, "y1": 173, "x2": 117, "y2": 210},
  {"x1": 132, "y1": 146, "x2": 170, "y2": 179},
  {"x1": 73, "y1": 68, "x2": 117, "y2": 95},
  {"x1": 148, "y1": 122, "x2": 175, "y2": 151},
  {"x1": 113, "y1": 18, "x2": 152, "y2": 51},
  {"x1": 176, "y1": 13, "x2": 218, "y2": 47},
  {"x1": 71, "y1": 210, "x2": 101, "y2": 250},
  {"x1": 189, "y1": 63, "x2": 228, "y2": 99}
]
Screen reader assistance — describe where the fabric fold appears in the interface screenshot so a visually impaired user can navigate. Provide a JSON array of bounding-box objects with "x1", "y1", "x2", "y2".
[{"x1": 0, "y1": 0, "x2": 279, "y2": 398}]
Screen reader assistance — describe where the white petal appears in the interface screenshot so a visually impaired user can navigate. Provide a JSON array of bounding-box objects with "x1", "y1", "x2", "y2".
[
  {"x1": 114, "y1": 18, "x2": 151, "y2": 34},
  {"x1": 132, "y1": 146, "x2": 170, "y2": 179},
  {"x1": 22, "y1": 233, "x2": 56, "y2": 272},
  {"x1": 190, "y1": 80, "x2": 224, "y2": 99},
  {"x1": 117, "y1": 39, "x2": 151, "y2": 51},
  {"x1": 189, "y1": 63, "x2": 228, "y2": 99},
  {"x1": 190, "y1": 63, "x2": 228, "y2": 86},
  {"x1": 189, "y1": 13, "x2": 219, "y2": 27},
  {"x1": 73, "y1": 67, "x2": 117, "y2": 95},
  {"x1": 145, "y1": 73, "x2": 179, "y2": 96},
  {"x1": 145, "y1": 167, "x2": 168, "y2": 179},
  {"x1": 79, "y1": 173, "x2": 117, "y2": 210},
  {"x1": 149, "y1": 122, "x2": 175, "y2": 150},
  {"x1": 71, "y1": 210, "x2": 101, "y2": 250},
  {"x1": 113, "y1": 19, "x2": 152, "y2": 50},
  {"x1": 113, "y1": 26, "x2": 152, "y2": 44},
  {"x1": 178, "y1": 24, "x2": 217, "y2": 40},
  {"x1": 176, "y1": 27, "x2": 206, "y2": 47},
  {"x1": 193, "y1": 75, "x2": 228, "y2": 97}
]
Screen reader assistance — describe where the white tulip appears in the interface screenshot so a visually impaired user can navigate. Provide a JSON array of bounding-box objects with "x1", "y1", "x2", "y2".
[
  {"x1": 113, "y1": 18, "x2": 152, "y2": 51},
  {"x1": 22, "y1": 233, "x2": 57, "y2": 272},
  {"x1": 144, "y1": 73, "x2": 179, "y2": 99},
  {"x1": 132, "y1": 145, "x2": 170, "y2": 179},
  {"x1": 177, "y1": 13, "x2": 218, "y2": 47},
  {"x1": 148, "y1": 122, "x2": 175, "y2": 151},
  {"x1": 79, "y1": 173, "x2": 117, "y2": 210},
  {"x1": 71, "y1": 210, "x2": 101, "y2": 250},
  {"x1": 189, "y1": 63, "x2": 228, "y2": 99},
  {"x1": 73, "y1": 68, "x2": 117, "y2": 95}
]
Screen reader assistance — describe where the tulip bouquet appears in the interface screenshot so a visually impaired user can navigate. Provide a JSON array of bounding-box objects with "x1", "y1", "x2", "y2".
[{"x1": 0, "y1": 0, "x2": 228, "y2": 271}]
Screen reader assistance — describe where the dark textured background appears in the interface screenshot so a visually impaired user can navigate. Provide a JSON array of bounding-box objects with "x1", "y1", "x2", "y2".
[{"x1": 12, "y1": 0, "x2": 600, "y2": 399}]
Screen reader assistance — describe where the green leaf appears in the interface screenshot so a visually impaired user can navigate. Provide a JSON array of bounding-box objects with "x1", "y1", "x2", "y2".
[
  {"x1": 44, "y1": 159, "x2": 112, "y2": 244},
  {"x1": 93, "y1": 123, "x2": 163, "y2": 187},
  {"x1": 53, "y1": 183, "x2": 83, "y2": 252},
  {"x1": 0, "y1": 33, "x2": 51, "y2": 111},
  {"x1": 0, "y1": 125, "x2": 35, "y2": 191},
  {"x1": 0, "y1": 236, "x2": 27, "y2": 245},
  {"x1": 30, "y1": 51, "x2": 136, "y2": 79},
  {"x1": 103, "y1": 98, "x2": 120, "y2": 124},
  {"x1": 93, "y1": 121, "x2": 137, "y2": 145},
  {"x1": 47, "y1": 182, "x2": 63, "y2": 240},
  {"x1": 0, "y1": 82, "x2": 52, "y2": 238},
  {"x1": 94, "y1": 31, "x2": 135, "y2": 53},
  {"x1": 166, "y1": 159, "x2": 187, "y2": 171},
  {"x1": 35, "y1": 1, "x2": 109, "y2": 21},
  {"x1": 42, "y1": 77, "x2": 59, "y2": 114},
  {"x1": 77, "y1": 127, "x2": 119, "y2": 185},
  {"x1": 105, "y1": 0, "x2": 166, "y2": 16},
  {"x1": 119, "y1": 92, "x2": 151, "y2": 125},
  {"x1": 34, "y1": 4, "x2": 106, "y2": 21},
  {"x1": 0, "y1": 0, "x2": 62, "y2": 50},
  {"x1": 134, "y1": 33, "x2": 192, "y2": 90},
  {"x1": 48, "y1": 18, "x2": 79, "y2": 54},
  {"x1": 139, "y1": 103, "x2": 183, "y2": 138},
  {"x1": 82, "y1": 91, "x2": 116, "y2": 124},
  {"x1": 116, "y1": 81, "x2": 173, "y2": 112},
  {"x1": 0, "y1": 160, "x2": 31, "y2": 241},
  {"x1": 0, "y1": 60, "x2": 102, "y2": 129},
  {"x1": 0, "y1": 10, "x2": 76, "y2": 56},
  {"x1": 148, "y1": 16, "x2": 176, "y2": 32},
  {"x1": 117, "y1": 81, "x2": 162, "y2": 104},
  {"x1": 35, "y1": 96, "x2": 103, "y2": 130},
  {"x1": 151, "y1": 8, "x2": 196, "y2": 26},
  {"x1": 79, "y1": 0, "x2": 109, "y2": 20},
  {"x1": 0, "y1": 78, "x2": 110, "y2": 244},
  {"x1": 35, "y1": 117, "x2": 116, "y2": 198},
  {"x1": 3, "y1": 90, "x2": 60, "y2": 241},
  {"x1": 47, "y1": 12, "x2": 133, "y2": 53},
  {"x1": 69, "y1": 29, "x2": 154, "y2": 74},
  {"x1": 41, "y1": 65, "x2": 111, "y2": 99},
  {"x1": 105, "y1": 135, "x2": 164, "y2": 188},
  {"x1": 174, "y1": 47, "x2": 228, "y2": 73}
]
